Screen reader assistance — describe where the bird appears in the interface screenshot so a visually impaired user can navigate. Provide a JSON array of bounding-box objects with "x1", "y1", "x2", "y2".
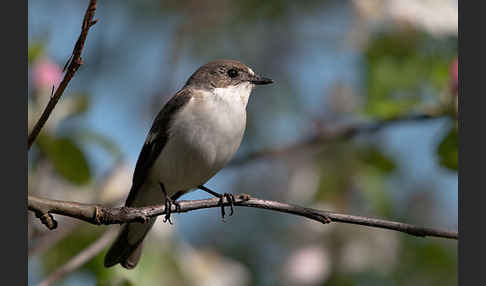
[{"x1": 104, "y1": 59, "x2": 273, "y2": 269}]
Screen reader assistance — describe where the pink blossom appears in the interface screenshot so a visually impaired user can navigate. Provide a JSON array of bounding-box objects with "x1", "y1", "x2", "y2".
[
  {"x1": 33, "y1": 58, "x2": 63, "y2": 89},
  {"x1": 450, "y1": 57, "x2": 458, "y2": 96}
]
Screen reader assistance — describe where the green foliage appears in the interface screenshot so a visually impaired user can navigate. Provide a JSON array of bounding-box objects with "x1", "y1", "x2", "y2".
[
  {"x1": 74, "y1": 130, "x2": 122, "y2": 160},
  {"x1": 97, "y1": 240, "x2": 185, "y2": 285},
  {"x1": 315, "y1": 143, "x2": 359, "y2": 202},
  {"x1": 97, "y1": 279, "x2": 134, "y2": 286},
  {"x1": 37, "y1": 134, "x2": 92, "y2": 185},
  {"x1": 86, "y1": 248, "x2": 117, "y2": 285},
  {"x1": 41, "y1": 227, "x2": 130, "y2": 285},
  {"x1": 28, "y1": 42, "x2": 45, "y2": 64},
  {"x1": 364, "y1": 31, "x2": 455, "y2": 118},
  {"x1": 70, "y1": 93, "x2": 91, "y2": 116},
  {"x1": 358, "y1": 146, "x2": 396, "y2": 174},
  {"x1": 325, "y1": 274, "x2": 356, "y2": 286},
  {"x1": 392, "y1": 238, "x2": 457, "y2": 286},
  {"x1": 437, "y1": 125, "x2": 458, "y2": 171},
  {"x1": 358, "y1": 169, "x2": 394, "y2": 217},
  {"x1": 324, "y1": 238, "x2": 456, "y2": 286},
  {"x1": 42, "y1": 226, "x2": 104, "y2": 273},
  {"x1": 357, "y1": 146, "x2": 396, "y2": 217},
  {"x1": 315, "y1": 143, "x2": 395, "y2": 217}
]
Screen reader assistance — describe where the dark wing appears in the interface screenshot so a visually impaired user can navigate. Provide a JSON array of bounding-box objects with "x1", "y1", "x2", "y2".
[{"x1": 125, "y1": 89, "x2": 192, "y2": 206}]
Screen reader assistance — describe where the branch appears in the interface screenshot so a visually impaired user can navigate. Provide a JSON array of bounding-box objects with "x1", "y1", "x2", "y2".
[
  {"x1": 28, "y1": 158, "x2": 126, "y2": 257},
  {"x1": 28, "y1": 0, "x2": 98, "y2": 149},
  {"x1": 230, "y1": 112, "x2": 448, "y2": 166},
  {"x1": 38, "y1": 227, "x2": 118, "y2": 286},
  {"x1": 28, "y1": 195, "x2": 458, "y2": 240}
]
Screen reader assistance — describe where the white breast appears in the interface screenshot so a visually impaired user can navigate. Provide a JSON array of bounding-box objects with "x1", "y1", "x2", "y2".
[{"x1": 147, "y1": 83, "x2": 252, "y2": 195}]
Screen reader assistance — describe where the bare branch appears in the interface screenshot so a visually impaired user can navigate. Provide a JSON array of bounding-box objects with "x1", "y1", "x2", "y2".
[
  {"x1": 28, "y1": 195, "x2": 458, "y2": 240},
  {"x1": 230, "y1": 112, "x2": 449, "y2": 166},
  {"x1": 28, "y1": 159, "x2": 126, "y2": 257},
  {"x1": 38, "y1": 227, "x2": 118, "y2": 286},
  {"x1": 28, "y1": 0, "x2": 98, "y2": 149}
]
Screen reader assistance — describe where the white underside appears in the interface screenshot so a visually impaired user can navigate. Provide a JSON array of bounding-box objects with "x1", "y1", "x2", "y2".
[{"x1": 131, "y1": 83, "x2": 253, "y2": 208}]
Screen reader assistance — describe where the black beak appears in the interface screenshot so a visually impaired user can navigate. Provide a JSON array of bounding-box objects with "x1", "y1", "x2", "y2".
[{"x1": 250, "y1": 74, "x2": 274, "y2": 85}]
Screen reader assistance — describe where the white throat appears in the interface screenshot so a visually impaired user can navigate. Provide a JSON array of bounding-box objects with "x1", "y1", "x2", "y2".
[{"x1": 213, "y1": 82, "x2": 253, "y2": 107}]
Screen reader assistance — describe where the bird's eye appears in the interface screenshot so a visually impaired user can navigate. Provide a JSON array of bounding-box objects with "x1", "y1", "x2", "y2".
[{"x1": 227, "y1": 69, "x2": 239, "y2": 78}]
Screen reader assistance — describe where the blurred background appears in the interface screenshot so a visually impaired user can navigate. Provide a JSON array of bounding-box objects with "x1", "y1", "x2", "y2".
[{"x1": 28, "y1": 0, "x2": 458, "y2": 285}]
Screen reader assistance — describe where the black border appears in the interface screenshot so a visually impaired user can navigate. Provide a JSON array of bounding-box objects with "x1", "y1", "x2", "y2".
[
  {"x1": 459, "y1": 0, "x2": 482, "y2": 285},
  {"x1": 6, "y1": 0, "x2": 27, "y2": 284}
]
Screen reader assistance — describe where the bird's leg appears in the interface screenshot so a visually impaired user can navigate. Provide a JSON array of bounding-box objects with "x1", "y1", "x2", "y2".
[
  {"x1": 198, "y1": 185, "x2": 235, "y2": 222},
  {"x1": 170, "y1": 191, "x2": 184, "y2": 202},
  {"x1": 159, "y1": 183, "x2": 180, "y2": 224}
]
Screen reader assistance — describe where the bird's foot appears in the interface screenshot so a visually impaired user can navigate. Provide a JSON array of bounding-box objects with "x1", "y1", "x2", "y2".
[
  {"x1": 160, "y1": 183, "x2": 180, "y2": 225},
  {"x1": 220, "y1": 193, "x2": 235, "y2": 221},
  {"x1": 198, "y1": 185, "x2": 235, "y2": 222},
  {"x1": 163, "y1": 197, "x2": 180, "y2": 224}
]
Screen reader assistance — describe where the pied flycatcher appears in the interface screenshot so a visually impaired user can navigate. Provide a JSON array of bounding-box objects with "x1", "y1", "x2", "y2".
[{"x1": 104, "y1": 59, "x2": 273, "y2": 269}]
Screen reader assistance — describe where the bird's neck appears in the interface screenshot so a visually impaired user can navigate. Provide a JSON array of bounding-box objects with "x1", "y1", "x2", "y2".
[{"x1": 212, "y1": 83, "x2": 253, "y2": 108}]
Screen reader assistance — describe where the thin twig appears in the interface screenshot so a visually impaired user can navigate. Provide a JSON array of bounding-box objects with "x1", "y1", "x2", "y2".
[
  {"x1": 38, "y1": 227, "x2": 118, "y2": 286},
  {"x1": 28, "y1": 194, "x2": 458, "y2": 240},
  {"x1": 230, "y1": 112, "x2": 448, "y2": 166},
  {"x1": 28, "y1": 0, "x2": 98, "y2": 149}
]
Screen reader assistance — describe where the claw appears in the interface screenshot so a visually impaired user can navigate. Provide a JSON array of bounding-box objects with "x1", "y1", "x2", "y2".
[
  {"x1": 163, "y1": 197, "x2": 173, "y2": 224},
  {"x1": 223, "y1": 193, "x2": 235, "y2": 217},
  {"x1": 220, "y1": 193, "x2": 235, "y2": 222},
  {"x1": 198, "y1": 185, "x2": 236, "y2": 222},
  {"x1": 160, "y1": 183, "x2": 180, "y2": 225}
]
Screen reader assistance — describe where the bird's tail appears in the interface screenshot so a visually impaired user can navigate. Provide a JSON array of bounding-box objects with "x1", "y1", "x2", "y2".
[
  {"x1": 104, "y1": 182, "x2": 166, "y2": 269},
  {"x1": 104, "y1": 217, "x2": 156, "y2": 269}
]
